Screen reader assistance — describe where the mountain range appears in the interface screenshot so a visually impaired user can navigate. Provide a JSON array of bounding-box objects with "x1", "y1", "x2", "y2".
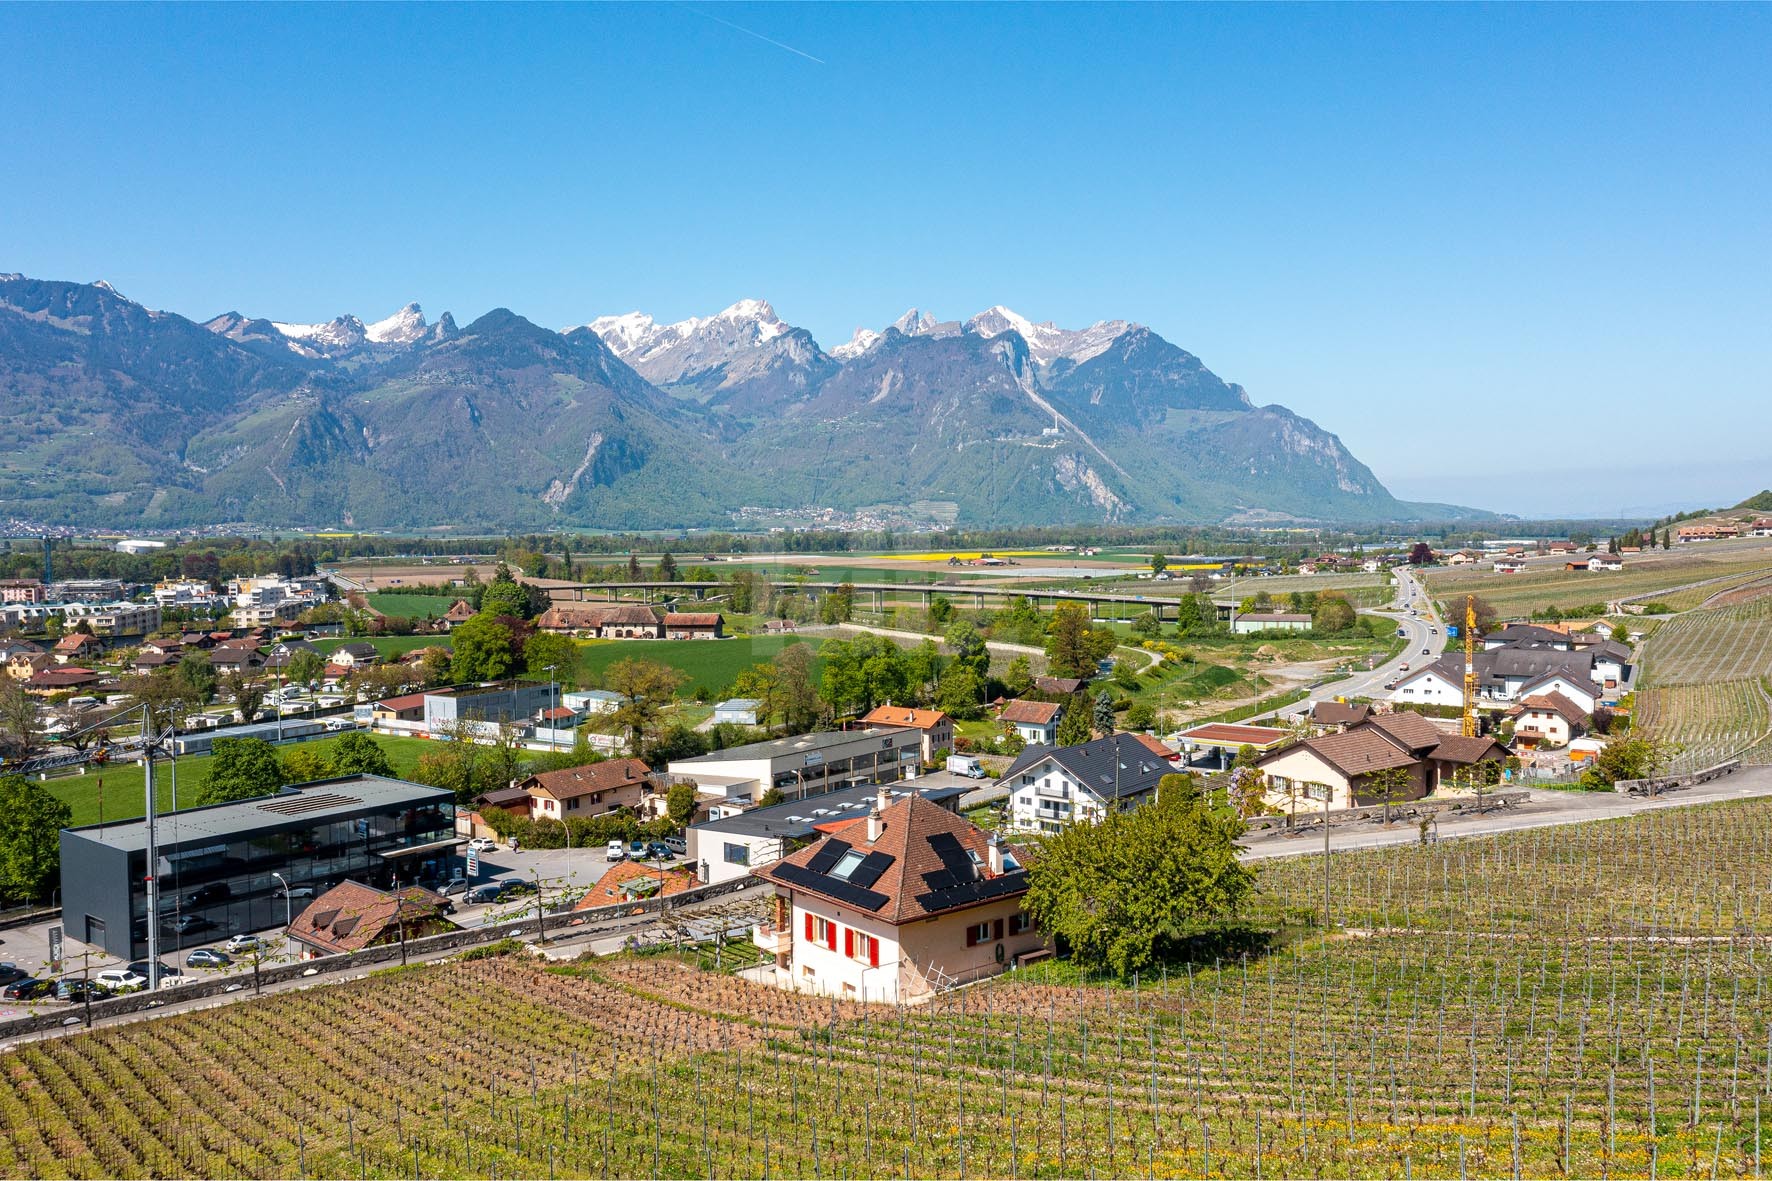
[{"x1": 0, "y1": 273, "x2": 1476, "y2": 530}]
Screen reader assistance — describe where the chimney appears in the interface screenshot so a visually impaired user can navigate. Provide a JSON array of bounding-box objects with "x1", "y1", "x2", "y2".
[
  {"x1": 986, "y1": 832, "x2": 1003, "y2": 876},
  {"x1": 876, "y1": 781, "x2": 891, "y2": 817},
  {"x1": 866, "y1": 802, "x2": 882, "y2": 844}
]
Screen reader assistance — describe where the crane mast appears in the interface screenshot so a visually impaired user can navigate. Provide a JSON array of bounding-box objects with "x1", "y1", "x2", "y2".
[{"x1": 1461, "y1": 594, "x2": 1478, "y2": 737}]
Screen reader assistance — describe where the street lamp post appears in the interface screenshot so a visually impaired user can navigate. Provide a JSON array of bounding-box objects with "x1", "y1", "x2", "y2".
[
  {"x1": 271, "y1": 871, "x2": 292, "y2": 932},
  {"x1": 545, "y1": 666, "x2": 559, "y2": 752}
]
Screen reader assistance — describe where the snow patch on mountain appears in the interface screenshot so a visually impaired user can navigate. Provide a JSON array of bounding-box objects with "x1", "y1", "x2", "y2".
[
  {"x1": 581, "y1": 299, "x2": 803, "y2": 386},
  {"x1": 965, "y1": 305, "x2": 1134, "y2": 366},
  {"x1": 831, "y1": 327, "x2": 882, "y2": 360},
  {"x1": 365, "y1": 302, "x2": 429, "y2": 344}
]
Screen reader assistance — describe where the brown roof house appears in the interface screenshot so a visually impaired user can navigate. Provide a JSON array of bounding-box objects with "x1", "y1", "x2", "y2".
[
  {"x1": 443, "y1": 600, "x2": 476, "y2": 627},
  {"x1": 518, "y1": 758, "x2": 652, "y2": 821},
  {"x1": 1507, "y1": 692, "x2": 1590, "y2": 750},
  {"x1": 662, "y1": 612, "x2": 724, "y2": 639},
  {"x1": 998, "y1": 699, "x2": 1062, "y2": 745},
  {"x1": 1258, "y1": 713, "x2": 1508, "y2": 813},
  {"x1": 287, "y1": 882, "x2": 456, "y2": 960},
  {"x1": 1310, "y1": 701, "x2": 1372, "y2": 732},
  {"x1": 857, "y1": 705, "x2": 954, "y2": 763},
  {"x1": 751, "y1": 787, "x2": 1042, "y2": 1003},
  {"x1": 535, "y1": 603, "x2": 662, "y2": 639},
  {"x1": 53, "y1": 633, "x2": 103, "y2": 663},
  {"x1": 573, "y1": 860, "x2": 699, "y2": 912}
]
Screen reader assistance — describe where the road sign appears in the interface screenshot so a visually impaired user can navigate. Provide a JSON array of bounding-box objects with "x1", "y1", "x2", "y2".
[
  {"x1": 48, "y1": 926, "x2": 62, "y2": 974},
  {"x1": 466, "y1": 851, "x2": 480, "y2": 877}
]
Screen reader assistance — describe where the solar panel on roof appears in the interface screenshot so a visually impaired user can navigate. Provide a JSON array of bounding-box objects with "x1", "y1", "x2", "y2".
[
  {"x1": 845, "y1": 850, "x2": 893, "y2": 889},
  {"x1": 806, "y1": 840, "x2": 849, "y2": 874},
  {"x1": 772, "y1": 863, "x2": 888, "y2": 912}
]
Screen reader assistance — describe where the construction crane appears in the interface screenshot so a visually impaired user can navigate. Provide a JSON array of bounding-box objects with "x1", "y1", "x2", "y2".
[{"x1": 1461, "y1": 594, "x2": 1478, "y2": 737}]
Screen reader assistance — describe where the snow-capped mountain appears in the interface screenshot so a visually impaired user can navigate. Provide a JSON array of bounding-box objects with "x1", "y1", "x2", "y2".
[
  {"x1": 829, "y1": 327, "x2": 882, "y2": 361},
  {"x1": 262, "y1": 303, "x2": 451, "y2": 358},
  {"x1": 580, "y1": 299, "x2": 793, "y2": 386},
  {"x1": 964, "y1": 305, "x2": 1134, "y2": 366}
]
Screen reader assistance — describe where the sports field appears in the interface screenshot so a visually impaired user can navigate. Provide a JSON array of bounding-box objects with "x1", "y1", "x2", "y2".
[
  {"x1": 313, "y1": 635, "x2": 450, "y2": 660},
  {"x1": 574, "y1": 635, "x2": 824, "y2": 696},
  {"x1": 364, "y1": 592, "x2": 459, "y2": 618}
]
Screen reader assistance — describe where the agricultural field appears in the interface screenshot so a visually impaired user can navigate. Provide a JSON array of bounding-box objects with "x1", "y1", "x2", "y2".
[
  {"x1": 1633, "y1": 680, "x2": 1772, "y2": 772},
  {"x1": 1641, "y1": 597, "x2": 1772, "y2": 688},
  {"x1": 45, "y1": 734, "x2": 437, "y2": 828},
  {"x1": 572, "y1": 636, "x2": 824, "y2": 697},
  {"x1": 1422, "y1": 546, "x2": 1772, "y2": 618},
  {"x1": 11, "y1": 801, "x2": 1772, "y2": 1177},
  {"x1": 364, "y1": 592, "x2": 460, "y2": 619}
]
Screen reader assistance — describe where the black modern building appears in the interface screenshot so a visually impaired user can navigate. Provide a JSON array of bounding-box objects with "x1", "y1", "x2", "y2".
[{"x1": 60, "y1": 775, "x2": 459, "y2": 959}]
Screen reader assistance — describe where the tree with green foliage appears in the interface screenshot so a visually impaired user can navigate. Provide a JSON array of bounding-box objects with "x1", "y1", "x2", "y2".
[
  {"x1": 1022, "y1": 777, "x2": 1253, "y2": 978},
  {"x1": 418, "y1": 645, "x2": 454, "y2": 688},
  {"x1": 450, "y1": 614, "x2": 518, "y2": 683},
  {"x1": 1045, "y1": 602, "x2": 1095, "y2": 680},
  {"x1": 1055, "y1": 697, "x2": 1092, "y2": 747},
  {"x1": 666, "y1": 780, "x2": 697, "y2": 829},
  {"x1": 1124, "y1": 701, "x2": 1156, "y2": 732},
  {"x1": 1130, "y1": 611, "x2": 1161, "y2": 639},
  {"x1": 944, "y1": 620, "x2": 989, "y2": 681},
  {"x1": 280, "y1": 745, "x2": 335, "y2": 783},
  {"x1": 774, "y1": 642, "x2": 824, "y2": 733},
  {"x1": 1002, "y1": 654, "x2": 1033, "y2": 699},
  {"x1": 1172, "y1": 594, "x2": 1208, "y2": 636},
  {"x1": 1363, "y1": 764, "x2": 1413, "y2": 825},
  {"x1": 757, "y1": 786, "x2": 786, "y2": 807},
  {"x1": 0, "y1": 775, "x2": 72, "y2": 904},
  {"x1": 600, "y1": 658, "x2": 689, "y2": 756},
  {"x1": 225, "y1": 672, "x2": 266, "y2": 725},
  {"x1": 177, "y1": 649, "x2": 218, "y2": 702},
  {"x1": 1582, "y1": 734, "x2": 1675, "y2": 789},
  {"x1": 1311, "y1": 593, "x2": 1357, "y2": 634},
  {"x1": 1150, "y1": 553, "x2": 1169, "y2": 575},
  {"x1": 285, "y1": 649, "x2": 325, "y2": 687},
  {"x1": 0, "y1": 679, "x2": 39, "y2": 759},
  {"x1": 934, "y1": 663, "x2": 986, "y2": 718},
  {"x1": 330, "y1": 732, "x2": 394, "y2": 777},
  {"x1": 1610, "y1": 622, "x2": 1630, "y2": 644},
  {"x1": 474, "y1": 578, "x2": 528, "y2": 620},
  {"x1": 523, "y1": 631, "x2": 579, "y2": 689},
  {"x1": 997, "y1": 595, "x2": 1044, "y2": 646},
  {"x1": 1092, "y1": 689, "x2": 1115, "y2": 737},
  {"x1": 198, "y1": 737, "x2": 288, "y2": 804}
]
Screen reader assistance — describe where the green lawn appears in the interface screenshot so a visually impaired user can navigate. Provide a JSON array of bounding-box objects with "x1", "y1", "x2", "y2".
[
  {"x1": 366, "y1": 592, "x2": 459, "y2": 618},
  {"x1": 46, "y1": 733, "x2": 438, "y2": 828},
  {"x1": 572, "y1": 635, "x2": 825, "y2": 696},
  {"x1": 313, "y1": 635, "x2": 450, "y2": 659}
]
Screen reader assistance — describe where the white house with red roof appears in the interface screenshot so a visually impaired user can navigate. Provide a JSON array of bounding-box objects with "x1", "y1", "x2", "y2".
[{"x1": 751, "y1": 788, "x2": 1043, "y2": 1002}]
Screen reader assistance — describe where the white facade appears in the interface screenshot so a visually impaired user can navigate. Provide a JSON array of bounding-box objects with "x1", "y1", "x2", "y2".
[
  {"x1": 1389, "y1": 668, "x2": 1465, "y2": 708},
  {"x1": 712, "y1": 699, "x2": 762, "y2": 726},
  {"x1": 1521, "y1": 675, "x2": 1600, "y2": 714},
  {"x1": 1005, "y1": 755, "x2": 1111, "y2": 833},
  {"x1": 61, "y1": 600, "x2": 161, "y2": 637}
]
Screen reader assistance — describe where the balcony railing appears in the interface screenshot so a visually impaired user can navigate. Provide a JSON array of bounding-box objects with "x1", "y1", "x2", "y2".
[
  {"x1": 1035, "y1": 783, "x2": 1070, "y2": 800},
  {"x1": 752, "y1": 923, "x2": 791, "y2": 955}
]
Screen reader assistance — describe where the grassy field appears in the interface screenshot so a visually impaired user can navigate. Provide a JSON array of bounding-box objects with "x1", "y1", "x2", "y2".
[
  {"x1": 364, "y1": 592, "x2": 459, "y2": 618},
  {"x1": 8, "y1": 800, "x2": 1772, "y2": 1177},
  {"x1": 313, "y1": 635, "x2": 450, "y2": 659},
  {"x1": 46, "y1": 733, "x2": 438, "y2": 827},
  {"x1": 573, "y1": 636, "x2": 824, "y2": 696},
  {"x1": 1423, "y1": 547, "x2": 1772, "y2": 617}
]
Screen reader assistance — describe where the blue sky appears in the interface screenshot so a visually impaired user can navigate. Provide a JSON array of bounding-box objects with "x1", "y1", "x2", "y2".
[{"x1": 2, "y1": 3, "x2": 1767, "y2": 518}]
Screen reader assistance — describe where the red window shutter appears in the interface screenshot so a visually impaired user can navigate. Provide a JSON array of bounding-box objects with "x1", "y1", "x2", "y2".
[
  {"x1": 994, "y1": 918, "x2": 1005, "y2": 941},
  {"x1": 844, "y1": 928, "x2": 853, "y2": 958},
  {"x1": 827, "y1": 924, "x2": 837, "y2": 951},
  {"x1": 869, "y1": 937, "x2": 880, "y2": 968},
  {"x1": 966, "y1": 926, "x2": 978, "y2": 948},
  {"x1": 805, "y1": 913, "x2": 814, "y2": 942}
]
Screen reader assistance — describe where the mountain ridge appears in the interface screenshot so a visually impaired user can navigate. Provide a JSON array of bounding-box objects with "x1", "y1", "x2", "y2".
[{"x1": 0, "y1": 274, "x2": 1484, "y2": 529}]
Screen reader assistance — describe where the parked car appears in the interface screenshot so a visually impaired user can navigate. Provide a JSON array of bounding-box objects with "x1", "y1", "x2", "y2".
[
  {"x1": 500, "y1": 878, "x2": 536, "y2": 897},
  {"x1": 223, "y1": 934, "x2": 263, "y2": 955},
  {"x1": 467, "y1": 837, "x2": 498, "y2": 853},
  {"x1": 663, "y1": 835, "x2": 688, "y2": 856},
  {"x1": 628, "y1": 839, "x2": 647, "y2": 858},
  {"x1": 186, "y1": 948, "x2": 232, "y2": 969},
  {"x1": 127, "y1": 961, "x2": 182, "y2": 982},
  {"x1": 94, "y1": 969, "x2": 147, "y2": 992},
  {"x1": 1, "y1": 978, "x2": 53, "y2": 1002},
  {"x1": 606, "y1": 839, "x2": 627, "y2": 862},
  {"x1": 465, "y1": 882, "x2": 505, "y2": 905},
  {"x1": 55, "y1": 979, "x2": 110, "y2": 1003},
  {"x1": 646, "y1": 841, "x2": 675, "y2": 861},
  {"x1": 0, "y1": 964, "x2": 27, "y2": 987},
  {"x1": 437, "y1": 876, "x2": 470, "y2": 896}
]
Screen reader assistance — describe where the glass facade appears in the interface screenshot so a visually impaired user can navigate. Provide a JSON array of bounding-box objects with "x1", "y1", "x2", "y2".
[{"x1": 128, "y1": 799, "x2": 455, "y2": 958}]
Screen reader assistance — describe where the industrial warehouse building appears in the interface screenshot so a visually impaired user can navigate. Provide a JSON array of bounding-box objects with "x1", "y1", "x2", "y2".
[{"x1": 59, "y1": 775, "x2": 458, "y2": 959}]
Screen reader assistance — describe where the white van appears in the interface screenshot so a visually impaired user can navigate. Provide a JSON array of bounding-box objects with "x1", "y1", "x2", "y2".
[{"x1": 606, "y1": 839, "x2": 626, "y2": 862}]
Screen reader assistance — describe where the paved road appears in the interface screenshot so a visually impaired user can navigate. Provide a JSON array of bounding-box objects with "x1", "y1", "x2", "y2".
[{"x1": 1242, "y1": 762, "x2": 1772, "y2": 861}]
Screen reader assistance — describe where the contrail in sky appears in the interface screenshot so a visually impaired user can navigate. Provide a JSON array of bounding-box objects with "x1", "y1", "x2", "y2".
[{"x1": 680, "y1": 5, "x2": 826, "y2": 65}]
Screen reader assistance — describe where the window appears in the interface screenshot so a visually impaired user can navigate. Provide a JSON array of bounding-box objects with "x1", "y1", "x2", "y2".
[
  {"x1": 846, "y1": 928, "x2": 880, "y2": 967},
  {"x1": 964, "y1": 920, "x2": 992, "y2": 947},
  {"x1": 831, "y1": 849, "x2": 867, "y2": 881},
  {"x1": 1009, "y1": 913, "x2": 1035, "y2": 936},
  {"x1": 805, "y1": 914, "x2": 836, "y2": 950},
  {"x1": 723, "y1": 843, "x2": 750, "y2": 866}
]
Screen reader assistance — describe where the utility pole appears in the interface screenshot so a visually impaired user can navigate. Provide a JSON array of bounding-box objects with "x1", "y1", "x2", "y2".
[{"x1": 141, "y1": 704, "x2": 163, "y2": 992}]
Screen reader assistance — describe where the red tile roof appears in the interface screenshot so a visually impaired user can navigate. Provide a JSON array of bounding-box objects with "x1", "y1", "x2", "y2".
[
  {"x1": 522, "y1": 758, "x2": 651, "y2": 801},
  {"x1": 1128, "y1": 733, "x2": 1178, "y2": 760},
  {"x1": 289, "y1": 883, "x2": 452, "y2": 955},
  {"x1": 663, "y1": 612, "x2": 723, "y2": 627},
  {"x1": 999, "y1": 699, "x2": 1061, "y2": 725},
  {"x1": 1367, "y1": 711, "x2": 1446, "y2": 753},
  {"x1": 574, "y1": 861, "x2": 698, "y2": 909},
  {"x1": 859, "y1": 705, "x2": 950, "y2": 731}
]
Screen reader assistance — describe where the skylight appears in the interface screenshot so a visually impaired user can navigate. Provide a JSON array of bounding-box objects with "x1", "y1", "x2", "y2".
[{"x1": 830, "y1": 849, "x2": 867, "y2": 881}]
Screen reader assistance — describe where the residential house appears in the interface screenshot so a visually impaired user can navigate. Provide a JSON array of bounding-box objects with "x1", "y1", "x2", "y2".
[
  {"x1": 1001, "y1": 733, "x2": 1174, "y2": 833},
  {"x1": 856, "y1": 705, "x2": 953, "y2": 763},
  {"x1": 52, "y1": 633, "x2": 103, "y2": 663},
  {"x1": 133, "y1": 650, "x2": 180, "y2": 673},
  {"x1": 332, "y1": 641, "x2": 381, "y2": 668},
  {"x1": 1509, "y1": 692, "x2": 1589, "y2": 749},
  {"x1": 1516, "y1": 670, "x2": 1603, "y2": 715},
  {"x1": 1588, "y1": 556, "x2": 1624, "y2": 572},
  {"x1": 369, "y1": 692, "x2": 428, "y2": 732},
  {"x1": 574, "y1": 861, "x2": 699, "y2": 910},
  {"x1": 712, "y1": 698, "x2": 762, "y2": 726},
  {"x1": 443, "y1": 600, "x2": 476, "y2": 627},
  {"x1": 209, "y1": 647, "x2": 267, "y2": 673},
  {"x1": 26, "y1": 667, "x2": 100, "y2": 694},
  {"x1": 534, "y1": 603, "x2": 662, "y2": 639},
  {"x1": 687, "y1": 781, "x2": 968, "y2": 885},
  {"x1": 750, "y1": 790, "x2": 1042, "y2": 1002},
  {"x1": 1257, "y1": 713, "x2": 1508, "y2": 811},
  {"x1": 998, "y1": 699, "x2": 1062, "y2": 745},
  {"x1": 1492, "y1": 560, "x2": 1528, "y2": 574},
  {"x1": 6, "y1": 651, "x2": 51, "y2": 681},
  {"x1": 662, "y1": 612, "x2": 724, "y2": 639},
  {"x1": 1032, "y1": 675, "x2": 1084, "y2": 697},
  {"x1": 1751, "y1": 518, "x2": 1772, "y2": 537},
  {"x1": 517, "y1": 758, "x2": 653, "y2": 821},
  {"x1": 764, "y1": 619, "x2": 798, "y2": 634},
  {"x1": 1443, "y1": 550, "x2": 1483, "y2": 566},
  {"x1": 1231, "y1": 612, "x2": 1313, "y2": 634},
  {"x1": 287, "y1": 882, "x2": 456, "y2": 960},
  {"x1": 1678, "y1": 524, "x2": 1725, "y2": 542},
  {"x1": 1310, "y1": 701, "x2": 1372, "y2": 731},
  {"x1": 1483, "y1": 624, "x2": 1571, "y2": 652}
]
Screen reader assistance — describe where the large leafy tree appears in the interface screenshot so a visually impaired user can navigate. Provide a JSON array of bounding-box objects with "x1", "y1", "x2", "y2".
[
  {"x1": 0, "y1": 774, "x2": 72, "y2": 904},
  {"x1": 1023, "y1": 779, "x2": 1253, "y2": 978},
  {"x1": 523, "y1": 632, "x2": 579, "y2": 689},
  {"x1": 285, "y1": 649, "x2": 325, "y2": 687},
  {"x1": 1582, "y1": 735, "x2": 1674, "y2": 789},
  {"x1": 600, "y1": 658, "x2": 689, "y2": 756},
  {"x1": 330, "y1": 732, "x2": 395, "y2": 777},
  {"x1": 772, "y1": 642, "x2": 822, "y2": 734},
  {"x1": 0, "y1": 678, "x2": 39, "y2": 758},
  {"x1": 1045, "y1": 602, "x2": 1095, "y2": 680},
  {"x1": 1055, "y1": 697, "x2": 1093, "y2": 747},
  {"x1": 176, "y1": 650, "x2": 218, "y2": 702},
  {"x1": 451, "y1": 614, "x2": 518, "y2": 683},
  {"x1": 198, "y1": 737, "x2": 288, "y2": 804}
]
